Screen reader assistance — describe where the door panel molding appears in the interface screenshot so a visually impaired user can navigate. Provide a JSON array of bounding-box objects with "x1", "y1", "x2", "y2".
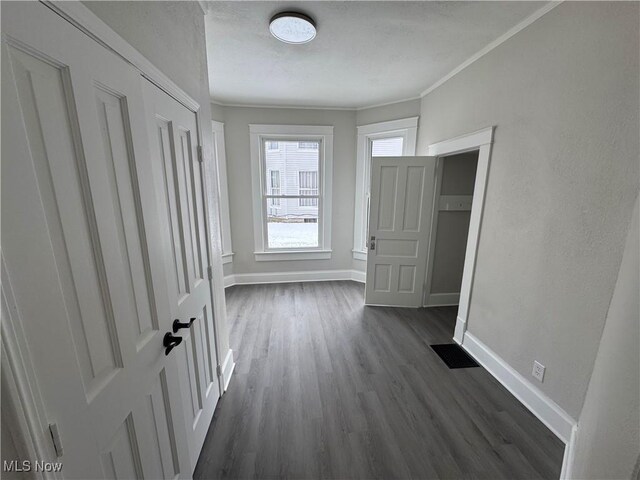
[{"x1": 365, "y1": 156, "x2": 436, "y2": 307}]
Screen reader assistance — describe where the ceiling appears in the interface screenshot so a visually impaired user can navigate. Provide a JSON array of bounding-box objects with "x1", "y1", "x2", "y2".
[{"x1": 204, "y1": 1, "x2": 546, "y2": 109}]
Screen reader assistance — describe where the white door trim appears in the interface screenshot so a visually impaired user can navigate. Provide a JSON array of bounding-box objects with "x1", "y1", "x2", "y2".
[
  {"x1": 1, "y1": 257, "x2": 60, "y2": 477},
  {"x1": 426, "y1": 127, "x2": 494, "y2": 343}
]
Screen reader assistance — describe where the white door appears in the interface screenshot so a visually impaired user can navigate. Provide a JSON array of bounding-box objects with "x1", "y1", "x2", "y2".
[
  {"x1": 365, "y1": 156, "x2": 436, "y2": 307},
  {"x1": 142, "y1": 82, "x2": 221, "y2": 471},
  {"x1": 2, "y1": 2, "x2": 194, "y2": 478}
]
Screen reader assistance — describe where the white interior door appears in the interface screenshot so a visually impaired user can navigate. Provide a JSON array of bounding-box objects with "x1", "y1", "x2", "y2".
[
  {"x1": 142, "y1": 82, "x2": 221, "y2": 471},
  {"x1": 365, "y1": 156, "x2": 436, "y2": 306}
]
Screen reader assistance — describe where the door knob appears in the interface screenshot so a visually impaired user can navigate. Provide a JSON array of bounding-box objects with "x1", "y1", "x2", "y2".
[
  {"x1": 172, "y1": 317, "x2": 196, "y2": 333},
  {"x1": 163, "y1": 332, "x2": 182, "y2": 356}
]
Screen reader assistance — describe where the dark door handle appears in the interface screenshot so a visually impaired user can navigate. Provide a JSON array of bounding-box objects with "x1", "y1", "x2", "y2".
[
  {"x1": 172, "y1": 317, "x2": 196, "y2": 333},
  {"x1": 163, "y1": 332, "x2": 182, "y2": 356}
]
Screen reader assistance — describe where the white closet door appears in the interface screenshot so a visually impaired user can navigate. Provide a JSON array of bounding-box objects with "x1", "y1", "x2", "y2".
[
  {"x1": 2, "y1": 2, "x2": 191, "y2": 478},
  {"x1": 142, "y1": 81, "x2": 221, "y2": 472}
]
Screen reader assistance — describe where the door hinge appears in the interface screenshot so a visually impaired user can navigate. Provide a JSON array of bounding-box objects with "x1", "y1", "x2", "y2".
[
  {"x1": 216, "y1": 365, "x2": 222, "y2": 378},
  {"x1": 49, "y1": 423, "x2": 64, "y2": 457},
  {"x1": 197, "y1": 145, "x2": 204, "y2": 163},
  {"x1": 207, "y1": 265, "x2": 213, "y2": 280}
]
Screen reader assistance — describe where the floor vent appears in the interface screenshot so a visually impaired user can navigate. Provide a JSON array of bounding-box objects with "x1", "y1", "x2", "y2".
[{"x1": 430, "y1": 344, "x2": 479, "y2": 369}]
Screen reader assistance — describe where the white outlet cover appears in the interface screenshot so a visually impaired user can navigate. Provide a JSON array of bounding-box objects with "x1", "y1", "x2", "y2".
[{"x1": 532, "y1": 361, "x2": 545, "y2": 382}]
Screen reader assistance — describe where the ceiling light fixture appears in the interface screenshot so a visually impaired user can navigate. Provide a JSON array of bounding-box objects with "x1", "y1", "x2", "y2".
[{"x1": 269, "y1": 12, "x2": 316, "y2": 44}]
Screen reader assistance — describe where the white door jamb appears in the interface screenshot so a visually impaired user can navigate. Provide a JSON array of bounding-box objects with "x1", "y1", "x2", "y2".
[{"x1": 426, "y1": 127, "x2": 495, "y2": 344}]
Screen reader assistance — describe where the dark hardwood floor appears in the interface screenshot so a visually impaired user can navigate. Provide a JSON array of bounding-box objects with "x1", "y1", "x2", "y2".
[{"x1": 194, "y1": 281, "x2": 564, "y2": 480}]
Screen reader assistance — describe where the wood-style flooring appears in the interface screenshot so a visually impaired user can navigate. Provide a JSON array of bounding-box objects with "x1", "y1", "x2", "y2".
[{"x1": 194, "y1": 281, "x2": 564, "y2": 479}]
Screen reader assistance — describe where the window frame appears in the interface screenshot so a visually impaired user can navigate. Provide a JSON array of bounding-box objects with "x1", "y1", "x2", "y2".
[
  {"x1": 211, "y1": 121, "x2": 234, "y2": 265},
  {"x1": 352, "y1": 117, "x2": 419, "y2": 261},
  {"x1": 249, "y1": 124, "x2": 333, "y2": 261}
]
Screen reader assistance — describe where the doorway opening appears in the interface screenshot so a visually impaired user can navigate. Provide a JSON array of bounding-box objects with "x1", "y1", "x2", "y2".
[
  {"x1": 423, "y1": 150, "x2": 479, "y2": 307},
  {"x1": 426, "y1": 127, "x2": 494, "y2": 344}
]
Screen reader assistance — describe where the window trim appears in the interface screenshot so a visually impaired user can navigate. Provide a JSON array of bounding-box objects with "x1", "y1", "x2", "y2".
[
  {"x1": 352, "y1": 116, "x2": 418, "y2": 261},
  {"x1": 212, "y1": 121, "x2": 234, "y2": 265},
  {"x1": 249, "y1": 124, "x2": 333, "y2": 261}
]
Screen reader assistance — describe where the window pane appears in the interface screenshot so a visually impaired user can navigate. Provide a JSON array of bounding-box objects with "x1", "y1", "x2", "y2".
[
  {"x1": 264, "y1": 140, "x2": 320, "y2": 248},
  {"x1": 264, "y1": 140, "x2": 320, "y2": 196},
  {"x1": 267, "y1": 214, "x2": 318, "y2": 248},
  {"x1": 371, "y1": 136, "x2": 403, "y2": 157},
  {"x1": 299, "y1": 171, "x2": 318, "y2": 206}
]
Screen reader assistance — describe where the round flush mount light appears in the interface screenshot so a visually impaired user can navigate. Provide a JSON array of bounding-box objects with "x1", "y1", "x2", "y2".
[{"x1": 269, "y1": 12, "x2": 316, "y2": 44}]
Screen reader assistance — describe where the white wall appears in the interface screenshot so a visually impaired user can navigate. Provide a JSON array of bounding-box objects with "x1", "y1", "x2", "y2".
[
  {"x1": 221, "y1": 106, "x2": 357, "y2": 275},
  {"x1": 356, "y1": 98, "x2": 421, "y2": 127},
  {"x1": 417, "y1": 2, "x2": 639, "y2": 419},
  {"x1": 569, "y1": 195, "x2": 639, "y2": 480},
  {"x1": 83, "y1": 0, "x2": 231, "y2": 364}
]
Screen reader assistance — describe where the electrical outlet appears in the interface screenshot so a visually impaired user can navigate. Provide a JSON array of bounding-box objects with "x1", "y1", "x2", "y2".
[{"x1": 532, "y1": 361, "x2": 545, "y2": 382}]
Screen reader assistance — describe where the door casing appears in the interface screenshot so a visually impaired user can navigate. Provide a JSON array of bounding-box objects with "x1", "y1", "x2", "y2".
[{"x1": 425, "y1": 127, "x2": 495, "y2": 344}]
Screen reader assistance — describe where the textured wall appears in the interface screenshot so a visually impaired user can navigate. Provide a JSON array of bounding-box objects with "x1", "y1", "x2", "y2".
[
  {"x1": 356, "y1": 98, "x2": 421, "y2": 127},
  {"x1": 569, "y1": 195, "x2": 639, "y2": 479},
  {"x1": 417, "y1": 2, "x2": 639, "y2": 418}
]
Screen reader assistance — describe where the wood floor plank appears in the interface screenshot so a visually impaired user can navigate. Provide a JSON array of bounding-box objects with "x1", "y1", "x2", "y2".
[{"x1": 194, "y1": 281, "x2": 564, "y2": 480}]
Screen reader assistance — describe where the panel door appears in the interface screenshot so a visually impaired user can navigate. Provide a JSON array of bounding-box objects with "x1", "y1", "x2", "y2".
[
  {"x1": 142, "y1": 81, "x2": 221, "y2": 471},
  {"x1": 2, "y1": 2, "x2": 191, "y2": 478},
  {"x1": 365, "y1": 156, "x2": 436, "y2": 306}
]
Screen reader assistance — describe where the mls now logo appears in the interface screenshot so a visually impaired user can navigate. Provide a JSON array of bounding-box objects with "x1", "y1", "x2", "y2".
[{"x1": 3, "y1": 460, "x2": 63, "y2": 473}]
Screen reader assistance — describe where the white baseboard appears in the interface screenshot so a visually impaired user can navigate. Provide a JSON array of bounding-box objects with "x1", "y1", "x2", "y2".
[
  {"x1": 351, "y1": 269, "x2": 366, "y2": 283},
  {"x1": 424, "y1": 292, "x2": 460, "y2": 307},
  {"x1": 224, "y1": 269, "x2": 366, "y2": 287},
  {"x1": 453, "y1": 315, "x2": 466, "y2": 344},
  {"x1": 461, "y1": 331, "x2": 576, "y2": 443},
  {"x1": 220, "y1": 349, "x2": 235, "y2": 392},
  {"x1": 223, "y1": 274, "x2": 235, "y2": 288},
  {"x1": 559, "y1": 424, "x2": 578, "y2": 479}
]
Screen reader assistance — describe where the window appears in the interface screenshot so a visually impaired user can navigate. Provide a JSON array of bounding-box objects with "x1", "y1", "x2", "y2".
[
  {"x1": 298, "y1": 171, "x2": 318, "y2": 206},
  {"x1": 250, "y1": 125, "x2": 333, "y2": 261},
  {"x1": 353, "y1": 117, "x2": 419, "y2": 261},
  {"x1": 269, "y1": 170, "x2": 281, "y2": 214},
  {"x1": 266, "y1": 141, "x2": 279, "y2": 150},
  {"x1": 298, "y1": 141, "x2": 319, "y2": 150},
  {"x1": 371, "y1": 136, "x2": 404, "y2": 157}
]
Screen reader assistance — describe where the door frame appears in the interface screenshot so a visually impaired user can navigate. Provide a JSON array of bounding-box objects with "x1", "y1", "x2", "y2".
[
  {"x1": 2, "y1": 0, "x2": 231, "y2": 464},
  {"x1": 426, "y1": 127, "x2": 494, "y2": 344}
]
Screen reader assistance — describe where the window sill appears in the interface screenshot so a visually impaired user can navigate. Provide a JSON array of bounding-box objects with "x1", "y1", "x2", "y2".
[
  {"x1": 254, "y1": 250, "x2": 332, "y2": 262},
  {"x1": 352, "y1": 249, "x2": 367, "y2": 261},
  {"x1": 222, "y1": 252, "x2": 234, "y2": 265}
]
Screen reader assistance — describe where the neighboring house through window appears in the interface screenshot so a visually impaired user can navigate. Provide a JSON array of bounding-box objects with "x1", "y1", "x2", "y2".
[
  {"x1": 250, "y1": 125, "x2": 333, "y2": 261},
  {"x1": 299, "y1": 171, "x2": 318, "y2": 207},
  {"x1": 269, "y1": 170, "x2": 281, "y2": 215}
]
